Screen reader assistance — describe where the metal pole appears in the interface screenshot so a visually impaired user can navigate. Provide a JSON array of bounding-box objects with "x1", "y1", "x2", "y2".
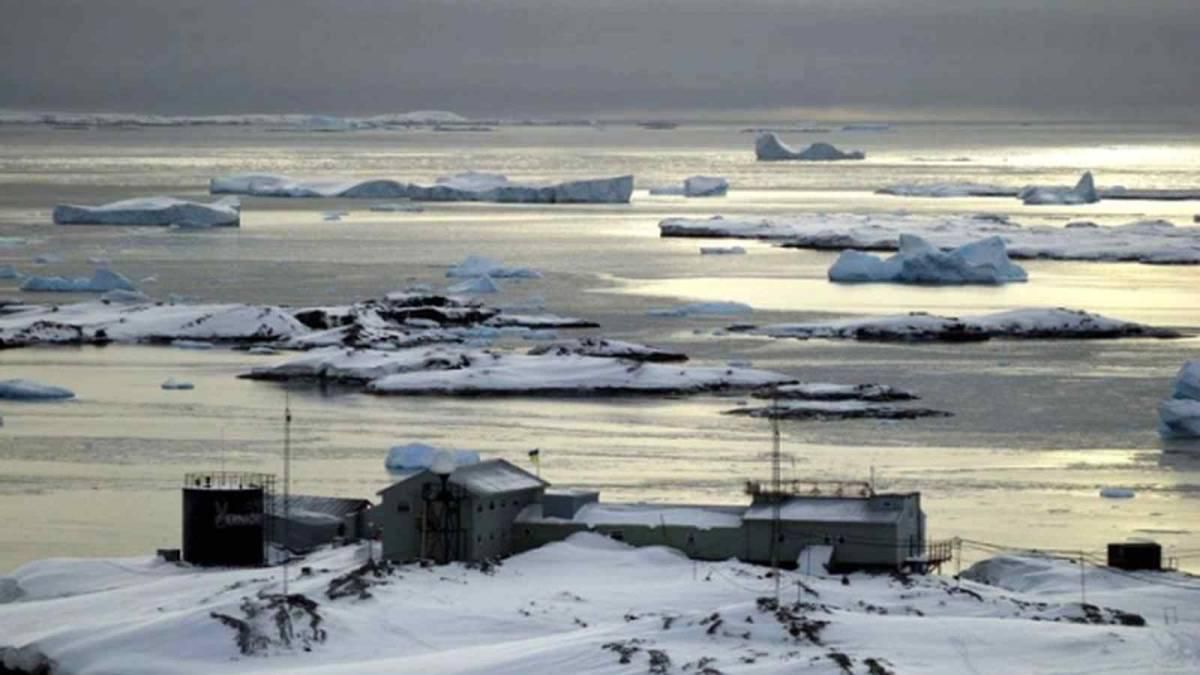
[
  {"x1": 282, "y1": 396, "x2": 291, "y2": 597},
  {"x1": 1079, "y1": 551, "x2": 1086, "y2": 605},
  {"x1": 770, "y1": 405, "x2": 782, "y2": 603}
]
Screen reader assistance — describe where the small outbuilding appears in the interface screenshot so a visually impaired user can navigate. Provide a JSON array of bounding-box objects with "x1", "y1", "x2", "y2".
[{"x1": 268, "y1": 494, "x2": 373, "y2": 553}]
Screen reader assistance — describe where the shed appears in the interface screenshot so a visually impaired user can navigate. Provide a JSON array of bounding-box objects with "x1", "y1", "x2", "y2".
[{"x1": 267, "y1": 494, "x2": 373, "y2": 553}]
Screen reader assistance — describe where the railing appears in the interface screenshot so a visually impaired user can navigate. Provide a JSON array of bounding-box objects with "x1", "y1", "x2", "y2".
[
  {"x1": 745, "y1": 479, "x2": 873, "y2": 499},
  {"x1": 184, "y1": 471, "x2": 275, "y2": 491}
]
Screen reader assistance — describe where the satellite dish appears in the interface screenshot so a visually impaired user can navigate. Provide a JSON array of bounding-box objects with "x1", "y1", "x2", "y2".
[{"x1": 430, "y1": 450, "x2": 457, "y2": 476}]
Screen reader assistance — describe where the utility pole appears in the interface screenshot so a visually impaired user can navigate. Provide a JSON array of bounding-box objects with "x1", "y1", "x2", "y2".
[{"x1": 770, "y1": 404, "x2": 782, "y2": 603}]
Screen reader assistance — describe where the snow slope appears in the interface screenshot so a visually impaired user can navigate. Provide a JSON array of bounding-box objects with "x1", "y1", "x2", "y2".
[
  {"x1": 210, "y1": 172, "x2": 634, "y2": 203},
  {"x1": 828, "y1": 235, "x2": 1028, "y2": 285},
  {"x1": 659, "y1": 214, "x2": 1200, "y2": 265},
  {"x1": 53, "y1": 197, "x2": 241, "y2": 227},
  {"x1": 1, "y1": 538, "x2": 1196, "y2": 675}
]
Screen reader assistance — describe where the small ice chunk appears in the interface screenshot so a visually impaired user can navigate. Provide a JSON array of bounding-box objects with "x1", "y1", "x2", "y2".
[
  {"x1": 0, "y1": 379, "x2": 75, "y2": 400},
  {"x1": 368, "y1": 202, "x2": 423, "y2": 213},
  {"x1": 32, "y1": 253, "x2": 64, "y2": 265},
  {"x1": 172, "y1": 340, "x2": 214, "y2": 350},
  {"x1": 446, "y1": 255, "x2": 541, "y2": 279},
  {"x1": 161, "y1": 377, "x2": 195, "y2": 390},
  {"x1": 100, "y1": 289, "x2": 150, "y2": 304},
  {"x1": 700, "y1": 246, "x2": 746, "y2": 255},
  {"x1": 648, "y1": 301, "x2": 753, "y2": 317},
  {"x1": 248, "y1": 346, "x2": 280, "y2": 355},
  {"x1": 1100, "y1": 487, "x2": 1135, "y2": 499}
]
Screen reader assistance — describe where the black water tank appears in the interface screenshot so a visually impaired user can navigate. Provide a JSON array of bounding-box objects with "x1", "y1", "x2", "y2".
[
  {"x1": 182, "y1": 485, "x2": 266, "y2": 566},
  {"x1": 1107, "y1": 542, "x2": 1161, "y2": 571}
]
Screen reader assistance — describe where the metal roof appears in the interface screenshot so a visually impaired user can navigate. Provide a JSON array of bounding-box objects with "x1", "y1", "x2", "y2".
[
  {"x1": 450, "y1": 459, "x2": 547, "y2": 496},
  {"x1": 743, "y1": 495, "x2": 908, "y2": 524},
  {"x1": 268, "y1": 494, "x2": 372, "y2": 524}
]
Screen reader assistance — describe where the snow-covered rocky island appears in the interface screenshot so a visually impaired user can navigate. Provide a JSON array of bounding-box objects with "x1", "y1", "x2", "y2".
[
  {"x1": 1, "y1": 537, "x2": 1196, "y2": 675},
  {"x1": 755, "y1": 133, "x2": 865, "y2": 161},
  {"x1": 210, "y1": 171, "x2": 634, "y2": 203},
  {"x1": 52, "y1": 196, "x2": 241, "y2": 227},
  {"x1": 732, "y1": 308, "x2": 1180, "y2": 343},
  {"x1": 828, "y1": 235, "x2": 1028, "y2": 284},
  {"x1": 659, "y1": 213, "x2": 1200, "y2": 265}
]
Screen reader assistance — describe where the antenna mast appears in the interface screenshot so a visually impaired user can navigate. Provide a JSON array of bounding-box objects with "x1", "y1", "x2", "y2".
[
  {"x1": 282, "y1": 395, "x2": 292, "y2": 596},
  {"x1": 770, "y1": 400, "x2": 782, "y2": 602}
]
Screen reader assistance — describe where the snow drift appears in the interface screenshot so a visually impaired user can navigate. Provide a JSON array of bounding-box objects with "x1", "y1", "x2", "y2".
[
  {"x1": 53, "y1": 196, "x2": 241, "y2": 227},
  {"x1": 828, "y1": 234, "x2": 1028, "y2": 284}
]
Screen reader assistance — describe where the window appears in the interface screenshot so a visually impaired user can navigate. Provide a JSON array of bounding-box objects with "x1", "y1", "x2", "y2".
[
  {"x1": 610, "y1": 530, "x2": 625, "y2": 542},
  {"x1": 396, "y1": 500, "x2": 411, "y2": 513},
  {"x1": 489, "y1": 501, "x2": 495, "y2": 511}
]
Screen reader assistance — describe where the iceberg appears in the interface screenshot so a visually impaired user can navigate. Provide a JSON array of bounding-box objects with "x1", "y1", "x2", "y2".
[
  {"x1": 1019, "y1": 172, "x2": 1099, "y2": 205},
  {"x1": 19, "y1": 268, "x2": 138, "y2": 293},
  {"x1": 740, "y1": 308, "x2": 1179, "y2": 342},
  {"x1": 755, "y1": 133, "x2": 864, "y2": 161},
  {"x1": 0, "y1": 378, "x2": 75, "y2": 400},
  {"x1": 385, "y1": 442, "x2": 480, "y2": 471},
  {"x1": 658, "y1": 214, "x2": 1200, "y2": 265},
  {"x1": 649, "y1": 176, "x2": 729, "y2": 197},
  {"x1": 446, "y1": 256, "x2": 542, "y2": 279},
  {"x1": 828, "y1": 234, "x2": 1028, "y2": 284},
  {"x1": 211, "y1": 171, "x2": 634, "y2": 204},
  {"x1": 53, "y1": 196, "x2": 240, "y2": 227},
  {"x1": 0, "y1": 264, "x2": 20, "y2": 279},
  {"x1": 447, "y1": 275, "x2": 500, "y2": 295},
  {"x1": 1099, "y1": 487, "x2": 1135, "y2": 499},
  {"x1": 1157, "y1": 360, "x2": 1200, "y2": 439}
]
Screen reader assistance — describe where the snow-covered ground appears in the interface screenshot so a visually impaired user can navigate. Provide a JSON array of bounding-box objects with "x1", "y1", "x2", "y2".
[
  {"x1": 659, "y1": 214, "x2": 1200, "y2": 265},
  {"x1": 1, "y1": 536, "x2": 1197, "y2": 674},
  {"x1": 210, "y1": 171, "x2": 634, "y2": 203}
]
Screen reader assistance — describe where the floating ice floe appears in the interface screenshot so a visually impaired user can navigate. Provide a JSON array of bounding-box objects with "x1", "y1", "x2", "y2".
[
  {"x1": 0, "y1": 379, "x2": 75, "y2": 400},
  {"x1": 19, "y1": 268, "x2": 137, "y2": 293},
  {"x1": 649, "y1": 176, "x2": 729, "y2": 197},
  {"x1": 1019, "y1": 172, "x2": 1099, "y2": 205},
  {"x1": 877, "y1": 182, "x2": 1019, "y2": 198},
  {"x1": 727, "y1": 400, "x2": 951, "y2": 421},
  {"x1": 699, "y1": 246, "x2": 746, "y2": 255},
  {"x1": 385, "y1": 442, "x2": 481, "y2": 471},
  {"x1": 53, "y1": 196, "x2": 241, "y2": 227},
  {"x1": 366, "y1": 353, "x2": 793, "y2": 396},
  {"x1": 755, "y1": 133, "x2": 864, "y2": 161},
  {"x1": 1158, "y1": 360, "x2": 1200, "y2": 439},
  {"x1": 880, "y1": 174, "x2": 1200, "y2": 202},
  {"x1": 161, "y1": 377, "x2": 195, "y2": 390},
  {"x1": 210, "y1": 171, "x2": 634, "y2": 203},
  {"x1": 527, "y1": 337, "x2": 687, "y2": 362},
  {"x1": 368, "y1": 202, "x2": 423, "y2": 213},
  {"x1": 659, "y1": 213, "x2": 1200, "y2": 265},
  {"x1": 322, "y1": 210, "x2": 348, "y2": 222},
  {"x1": 0, "y1": 265, "x2": 20, "y2": 279},
  {"x1": 842, "y1": 123, "x2": 891, "y2": 131},
  {"x1": 828, "y1": 234, "x2": 1028, "y2": 284},
  {"x1": 1099, "y1": 487, "x2": 1136, "y2": 499},
  {"x1": 446, "y1": 255, "x2": 542, "y2": 279},
  {"x1": 736, "y1": 308, "x2": 1179, "y2": 342},
  {"x1": 647, "y1": 301, "x2": 753, "y2": 318},
  {"x1": 754, "y1": 382, "x2": 918, "y2": 402}
]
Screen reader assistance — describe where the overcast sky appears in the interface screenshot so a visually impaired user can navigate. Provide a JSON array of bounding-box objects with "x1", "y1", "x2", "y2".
[{"x1": 1, "y1": 0, "x2": 1196, "y2": 120}]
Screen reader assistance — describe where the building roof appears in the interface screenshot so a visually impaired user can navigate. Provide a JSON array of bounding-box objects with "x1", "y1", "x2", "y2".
[
  {"x1": 518, "y1": 502, "x2": 744, "y2": 530},
  {"x1": 743, "y1": 495, "x2": 909, "y2": 525},
  {"x1": 267, "y1": 494, "x2": 372, "y2": 524},
  {"x1": 450, "y1": 459, "x2": 547, "y2": 496},
  {"x1": 378, "y1": 458, "x2": 546, "y2": 497}
]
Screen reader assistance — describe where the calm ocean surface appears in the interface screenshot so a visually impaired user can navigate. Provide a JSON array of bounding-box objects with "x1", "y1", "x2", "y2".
[{"x1": 1, "y1": 121, "x2": 1198, "y2": 572}]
